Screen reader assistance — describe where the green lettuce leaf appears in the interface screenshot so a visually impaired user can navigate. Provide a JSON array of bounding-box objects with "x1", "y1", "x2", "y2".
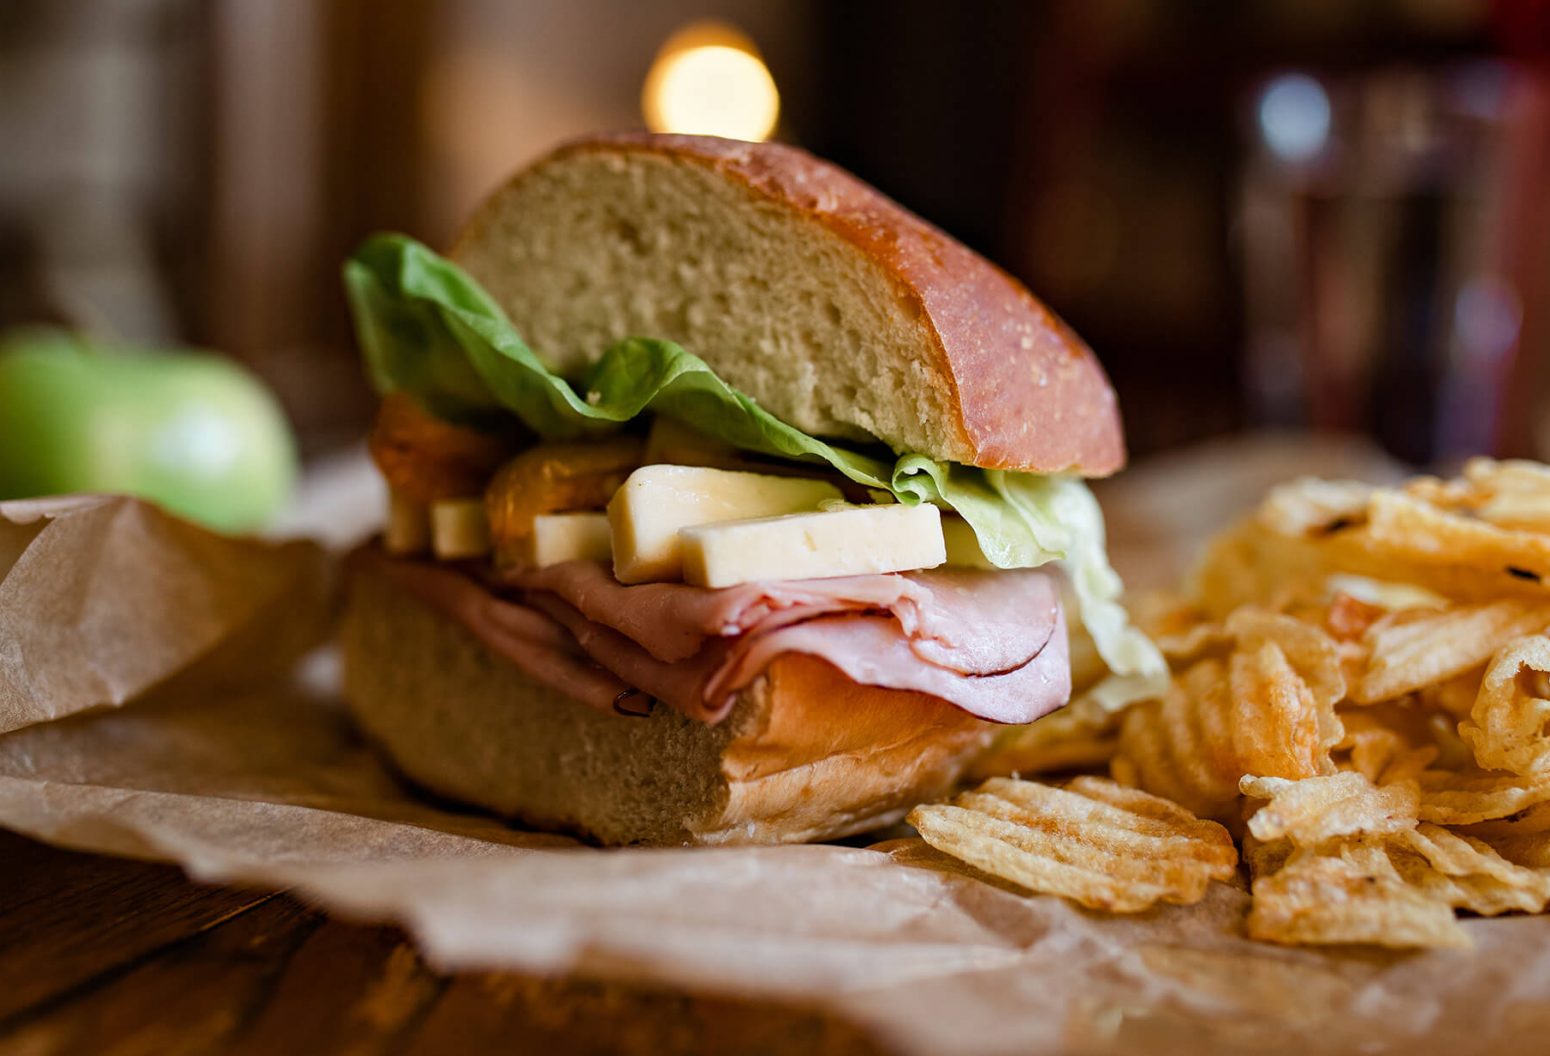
[{"x1": 343, "y1": 233, "x2": 1165, "y2": 694}]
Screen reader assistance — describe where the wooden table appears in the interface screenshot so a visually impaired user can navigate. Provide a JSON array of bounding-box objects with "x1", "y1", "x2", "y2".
[{"x1": 0, "y1": 831, "x2": 880, "y2": 1055}]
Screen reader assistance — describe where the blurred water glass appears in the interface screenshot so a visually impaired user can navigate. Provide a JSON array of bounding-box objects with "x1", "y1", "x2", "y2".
[{"x1": 1240, "y1": 61, "x2": 1550, "y2": 465}]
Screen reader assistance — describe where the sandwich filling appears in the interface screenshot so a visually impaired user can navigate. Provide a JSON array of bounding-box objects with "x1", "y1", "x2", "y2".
[
  {"x1": 346, "y1": 234, "x2": 1165, "y2": 725},
  {"x1": 369, "y1": 551, "x2": 1069, "y2": 724}
]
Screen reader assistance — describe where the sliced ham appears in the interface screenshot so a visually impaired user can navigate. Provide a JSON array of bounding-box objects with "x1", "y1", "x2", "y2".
[
  {"x1": 707, "y1": 607, "x2": 1069, "y2": 725},
  {"x1": 370, "y1": 551, "x2": 1071, "y2": 725},
  {"x1": 504, "y1": 562, "x2": 1057, "y2": 676}
]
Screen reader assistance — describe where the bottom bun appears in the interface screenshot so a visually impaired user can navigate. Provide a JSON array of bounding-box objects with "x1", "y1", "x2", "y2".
[{"x1": 340, "y1": 557, "x2": 999, "y2": 845}]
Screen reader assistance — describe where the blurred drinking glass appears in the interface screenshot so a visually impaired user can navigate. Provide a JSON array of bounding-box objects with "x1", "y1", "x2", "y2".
[{"x1": 1240, "y1": 60, "x2": 1550, "y2": 464}]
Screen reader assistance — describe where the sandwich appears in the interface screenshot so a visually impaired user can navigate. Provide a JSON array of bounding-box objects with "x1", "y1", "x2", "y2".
[{"x1": 339, "y1": 132, "x2": 1164, "y2": 845}]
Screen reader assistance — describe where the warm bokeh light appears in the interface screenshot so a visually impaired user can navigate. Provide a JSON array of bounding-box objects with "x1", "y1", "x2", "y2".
[{"x1": 642, "y1": 23, "x2": 779, "y2": 142}]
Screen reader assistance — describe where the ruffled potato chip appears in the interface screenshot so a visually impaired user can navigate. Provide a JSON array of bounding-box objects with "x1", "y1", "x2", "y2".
[
  {"x1": 1416, "y1": 667, "x2": 1484, "y2": 720},
  {"x1": 1417, "y1": 769, "x2": 1550, "y2": 825},
  {"x1": 1323, "y1": 591, "x2": 1386, "y2": 641},
  {"x1": 1113, "y1": 658, "x2": 1242, "y2": 819},
  {"x1": 1459, "y1": 635, "x2": 1550, "y2": 778},
  {"x1": 907, "y1": 776, "x2": 1237, "y2": 913},
  {"x1": 1247, "y1": 852, "x2": 1469, "y2": 949},
  {"x1": 1333, "y1": 705, "x2": 1440, "y2": 784},
  {"x1": 1462, "y1": 458, "x2": 1550, "y2": 533},
  {"x1": 1011, "y1": 459, "x2": 1550, "y2": 948},
  {"x1": 1191, "y1": 518, "x2": 1336, "y2": 617},
  {"x1": 1241, "y1": 771, "x2": 1418, "y2": 848},
  {"x1": 1359, "y1": 491, "x2": 1550, "y2": 596},
  {"x1": 1462, "y1": 803, "x2": 1550, "y2": 868},
  {"x1": 1228, "y1": 638, "x2": 1343, "y2": 780},
  {"x1": 1114, "y1": 612, "x2": 1345, "y2": 818},
  {"x1": 970, "y1": 695, "x2": 1120, "y2": 780},
  {"x1": 1354, "y1": 601, "x2": 1550, "y2": 704},
  {"x1": 1244, "y1": 795, "x2": 1547, "y2": 946},
  {"x1": 1388, "y1": 823, "x2": 1550, "y2": 916},
  {"x1": 1258, "y1": 478, "x2": 1375, "y2": 537},
  {"x1": 1228, "y1": 608, "x2": 1346, "y2": 710}
]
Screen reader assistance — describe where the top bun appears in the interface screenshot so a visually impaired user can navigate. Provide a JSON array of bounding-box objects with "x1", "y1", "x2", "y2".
[{"x1": 451, "y1": 132, "x2": 1124, "y2": 476}]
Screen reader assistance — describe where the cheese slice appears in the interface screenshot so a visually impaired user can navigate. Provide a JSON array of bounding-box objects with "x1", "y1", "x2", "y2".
[
  {"x1": 431, "y1": 498, "x2": 491, "y2": 560},
  {"x1": 680, "y1": 503, "x2": 946, "y2": 588},
  {"x1": 609, "y1": 464, "x2": 842, "y2": 583},
  {"x1": 502, "y1": 511, "x2": 612, "y2": 569}
]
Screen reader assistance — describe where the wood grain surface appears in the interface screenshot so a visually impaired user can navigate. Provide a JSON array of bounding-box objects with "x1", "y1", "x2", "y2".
[{"x1": 0, "y1": 832, "x2": 882, "y2": 1055}]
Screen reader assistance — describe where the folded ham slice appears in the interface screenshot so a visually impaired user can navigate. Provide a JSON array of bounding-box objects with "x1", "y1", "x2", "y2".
[{"x1": 365, "y1": 551, "x2": 1070, "y2": 725}]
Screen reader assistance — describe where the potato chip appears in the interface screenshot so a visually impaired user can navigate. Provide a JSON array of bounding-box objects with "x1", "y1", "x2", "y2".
[
  {"x1": 1461, "y1": 803, "x2": 1550, "y2": 868},
  {"x1": 1415, "y1": 667, "x2": 1484, "y2": 720},
  {"x1": 907, "y1": 776, "x2": 1237, "y2": 913},
  {"x1": 1463, "y1": 458, "x2": 1550, "y2": 533},
  {"x1": 1361, "y1": 490, "x2": 1550, "y2": 593},
  {"x1": 970, "y1": 696, "x2": 1119, "y2": 780},
  {"x1": 1191, "y1": 518, "x2": 1335, "y2": 617},
  {"x1": 1238, "y1": 830, "x2": 1291, "y2": 879},
  {"x1": 1334, "y1": 706, "x2": 1439, "y2": 784},
  {"x1": 1240, "y1": 772, "x2": 1418, "y2": 848},
  {"x1": 1459, "y1": 800, "x2": 1550, "y2": 840},
  {"x1": 1323, "y1": 591, "x2": 1386, "y2": 642},
  {"x1": 1250, "y1": 815, "x2": 1544, "y2": 943},
  {"x1": 1228, "y1": 638, "x2": 1342, "y2": 780},
  {"x1": 1114, "y1": 626, "x2": 1344, "y2": 820},
  {"x1": 1322, "y1": 574, "x2": 1451, "y2": 613},
  {"x1": 1417, "y1": 769, "x2": 1550, "y2": 825},
  {"x1": 1470, "y1": 837, "x2": 1550, "y2": 870},
  {"x1": 1258, "y1": 478, "x2": 1375, "y2": 537},
  {"x1": 1247, "y1": 852, "x2": 1470, "y2": 949},
  {"x1": 1459, "y1": 635, "x2": 1550, "y2": 778},
  {"x1": 1114, "y1": 658, "x2": 1242, "y2": 819},
  {"x1": 1001, "y1": 459, "x2": 1550, "y2": 948},
  {"x1": 1353, "y1": 600, "x2": 1550, "y2": 704},
  {"x1": 1152, "y1": 620, "x2": 1233, "y2": 667},
  {"x1": 1387, "y1": 823, "x2": 1550, "y2": 914},
  {"x1": 1227, "y1": 608, "x2": 1346, "y2": 710}
]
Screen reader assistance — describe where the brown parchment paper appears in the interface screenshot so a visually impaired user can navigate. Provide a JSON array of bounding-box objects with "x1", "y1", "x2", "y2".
[{"x1": 4, "y1": 463, "x2": 1549, "y2": 1056}]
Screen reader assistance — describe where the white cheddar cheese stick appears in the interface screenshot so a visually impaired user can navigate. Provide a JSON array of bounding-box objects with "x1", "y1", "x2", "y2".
[
  {"x1": 385, "y1": 489, "x2": 432, "y2": 555},
  {"x1": 609, "y1": 464, "x2": 842, "y2": 583},
  {"x1": 679, "y1": 503, "x2": 945, "y2": 589},
  {"x1": 431, "y1": 498, "x2": 491, "y2": 560},
  {"x1": 502, "y1": 511, "x2": 613, "y2": 569}
]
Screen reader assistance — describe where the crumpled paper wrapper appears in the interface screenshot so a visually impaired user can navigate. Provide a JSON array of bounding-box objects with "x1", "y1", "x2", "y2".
[{"x1": 4, "y1": 475, "x2": 1549, "y2": 1056}]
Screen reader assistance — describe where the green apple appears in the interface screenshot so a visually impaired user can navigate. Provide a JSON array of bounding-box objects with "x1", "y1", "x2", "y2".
[{"x1": 0, "y1": 329, "x2": 297, "y2": 533}]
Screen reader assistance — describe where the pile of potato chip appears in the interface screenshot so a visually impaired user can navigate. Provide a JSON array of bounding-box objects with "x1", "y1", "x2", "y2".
[{"x1": 917, "y1": 459, "x2": 1550, "y2": 949}]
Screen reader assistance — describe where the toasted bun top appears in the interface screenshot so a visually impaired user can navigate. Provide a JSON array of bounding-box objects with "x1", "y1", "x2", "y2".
[{"x1": 451, "y1": 132, "x2": 1124, "y2": 476}]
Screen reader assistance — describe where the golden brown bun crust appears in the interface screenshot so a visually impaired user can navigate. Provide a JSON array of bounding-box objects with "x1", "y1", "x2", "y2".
[
  {"x1": 340, "y1": 556, "x2": 997, "y2": 846},
  {"x1": 461, "y1": 131, "x2": 1124, "y2": 477}
]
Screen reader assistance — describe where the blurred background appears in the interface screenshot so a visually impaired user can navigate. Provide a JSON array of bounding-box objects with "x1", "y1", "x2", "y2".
[{"x1": 1, "y1": 0, "x2": 1548, "y2": 465}]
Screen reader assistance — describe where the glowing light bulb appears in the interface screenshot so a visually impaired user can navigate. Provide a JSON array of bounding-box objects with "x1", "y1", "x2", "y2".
[{"x1": 643, "y1": 23, "x2": 780, "y2": 142}]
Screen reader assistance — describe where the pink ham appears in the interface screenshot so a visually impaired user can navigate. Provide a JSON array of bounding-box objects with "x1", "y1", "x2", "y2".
[
  {"x1": 371, "y1": 551, "x2": 1070, "y2": 725},
  {"x1": 707, "y1": 606, "x2": 1069, "y2": 725},
  {"x1": 506, "y1": 561, "x2": 1071, "y2": 724},
  {"x1": 503, "y1": 562, "x2": 1058, "y2": 675}
]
